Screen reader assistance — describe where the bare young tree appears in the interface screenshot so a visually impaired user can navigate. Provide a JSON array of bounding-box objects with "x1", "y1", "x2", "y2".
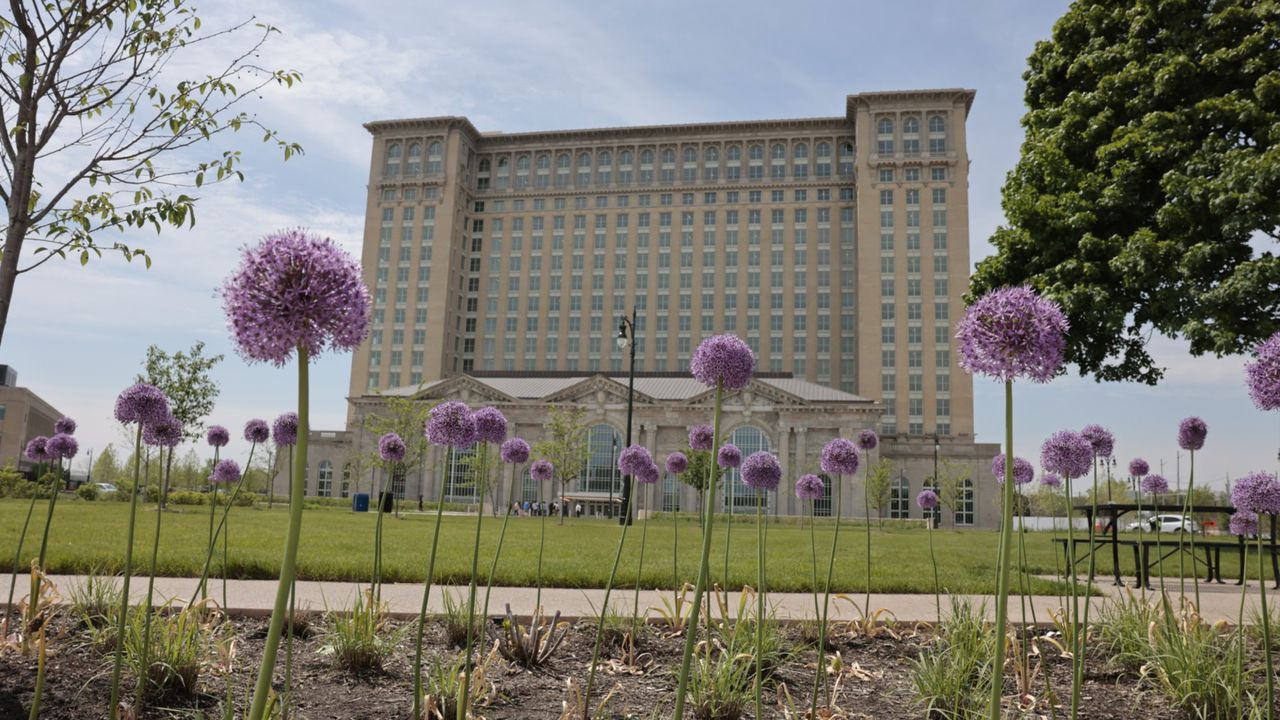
[{"x1": 0, "y1": 0, "x2": 302, "y2": 346}]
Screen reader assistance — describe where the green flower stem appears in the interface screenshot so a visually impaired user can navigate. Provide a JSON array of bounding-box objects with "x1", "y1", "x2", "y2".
[
  {"x1": 247, "y1": 346, "x2": 309, "y2": 720},
  {"x1": 1066, "y1": 475, "x2": 1082, "y2": 720},
  {"x1": 535, "y1": 471, "x2": 547, "y2": 614},
  {"x1": 1152, "y1": 490, "x2": 1165, "y2": 595},
  {"x1": 30, "y1": 458, "x2": 64, "y2": 644},
  {"x1": 814, "y1": 472, "x2": 844, "y2": 710},
  {"x1": 672, "y1": 500, "x2": 679, "y2": 610},
  {"x1": 283, "y1": 447, "x2": 296, "y2": 720},
  {"x1": 203, "y1": 449, "x2": 218, "y2": 601},
  {"x1": 1236, "y1": 544, "x2": 1249, "y2": 718},
  {"x1": 631, "y1": 481, "x2": 650, "y2": 641},
  {"x1": 988, "y1": 379, "x2": 1015, "y2": 720},
  {"x1": 4, "y1": 469, "x2": 43, "y2": 634},
  {"x1": 26, "y1": 631, "x2": 47, "y2": 720},
  {"x1": 808, "y1": 503, "x2": 820, "y2": 621},
  {"x1": 108, "y1": 426, "x2": 145, "y2": 720},
  {"x1": 1182, "y1": 451, "x2": 1200, "y2": 608},
  {"x1": 1076, "y1": 456, "x2": 1101, "y2": 719},
  {"x1": 863, "y1": 458, "x2": 873, "y2": 619},
  {"x1": 411, "y1": 449, "x2": 450, "y2": 720},
  {"x1": 753, "y1": 490, "x2": 766, "y2": 720},
  {"x1": 457, "y1": 463, "x2": 487, "y2": 720},
  {"x1": 482, "y1": 461, "x2": 521, "y2": 648},
  {"x1": 724, "y1": 474, "x2": 733, "y2": 590},
  {"x1": 188, "y1": 442, "x2": 257, "y2": 608},
  {"x1": 672, "y1": 380, "x2": 724, "y2": 720},
  {"x1": 373, "y1": 464, "x2": 388, "y2": 603},
  {"x1": 1259, "y1": 530, "x2": 1275, "y2": 719},
  {"x1": 136, "y1": 446, "x2": 175, "y2": 706},
  {"x1": 584, "y1": 478, "x2": 634, "y2": 716},
  {"x1": 927, "y1": 517, "x2": 940, "y2": 621}
]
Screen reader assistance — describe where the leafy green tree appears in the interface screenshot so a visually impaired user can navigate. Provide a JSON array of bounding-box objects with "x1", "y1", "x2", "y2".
[
  {"x1": 0, "y1": 1, "x2": 303, "y2": 347},
  {"x1": 91, "y1": 443, "x2": 119, "y2": 485},
  {"x1": 681, "y1": 448, "x2": 715, "y2": 522},
  {"x1": 971, "y1": 0, "x2": 1280, "y2": 383},
  {"x1": 137, "y1": 342, "x2": 223, "y2": 443},
  {"x1": 935, "y1": 458, "x2": 973, "y2": 519},
  {"x1": 359, "y1": 395, "x2": 435, "y2": 499},
  {"x1": 532, "y1": 406, "x2": 589, "y2": 526},
  {"x1": 864, "y1": 458, "x2": 894, "y2": 525}
]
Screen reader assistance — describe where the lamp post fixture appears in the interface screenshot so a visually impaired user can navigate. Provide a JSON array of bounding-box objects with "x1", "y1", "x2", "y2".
[{"x1": 617, "y1": 308, "x2": 638, "y2": 527}]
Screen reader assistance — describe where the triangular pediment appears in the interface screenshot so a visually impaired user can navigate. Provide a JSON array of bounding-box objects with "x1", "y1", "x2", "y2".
[
  {"x1": 410, "y1": 375, "x2": 518, "y2": 404},
  {"x1": 542, "y1": 374, "x2": 654, "y2": 405},
  {"x1": 686, "y1": 379, "x2": 804, "y2": 407}
]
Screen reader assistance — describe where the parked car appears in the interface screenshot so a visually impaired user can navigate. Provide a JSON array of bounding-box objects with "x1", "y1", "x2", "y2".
[
  {"x1": 1125, "y1": 514, "x2": 1199, "y2": 533},
  {"x1": 95, "y1": 482, "x2": 118, "y2": 494}
]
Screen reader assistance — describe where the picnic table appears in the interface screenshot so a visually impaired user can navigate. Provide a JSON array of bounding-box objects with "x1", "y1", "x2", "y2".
[{"x1": 1069, "y1": 502, "x2": 1240, "y2": 587}]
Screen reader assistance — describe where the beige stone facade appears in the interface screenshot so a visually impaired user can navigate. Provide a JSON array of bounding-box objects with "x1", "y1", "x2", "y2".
[{"x1": 0, "y1": 384, "x2": 64, "y2": 474}]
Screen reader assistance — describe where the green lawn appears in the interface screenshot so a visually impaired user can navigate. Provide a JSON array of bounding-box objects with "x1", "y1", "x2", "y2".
[{"x1": 2, "y1": 498, "x2": 1268, "y2": 595}]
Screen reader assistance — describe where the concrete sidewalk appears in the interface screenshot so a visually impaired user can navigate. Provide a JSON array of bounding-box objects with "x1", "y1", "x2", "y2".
[{"x1": 2, "y1": 573, "x2": 1271, "y2": 624}]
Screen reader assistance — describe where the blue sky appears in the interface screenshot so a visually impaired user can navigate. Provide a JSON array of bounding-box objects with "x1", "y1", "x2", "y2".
[{"x1": 6, "y1": 0, "x2": 1273, "y2": 491}]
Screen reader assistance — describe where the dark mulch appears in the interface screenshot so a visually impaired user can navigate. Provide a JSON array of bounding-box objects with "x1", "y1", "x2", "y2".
[{"x1": 0, "y1": 610, "x2": 1182, "y2": 720}]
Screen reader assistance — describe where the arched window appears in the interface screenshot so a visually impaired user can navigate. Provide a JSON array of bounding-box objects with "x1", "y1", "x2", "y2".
[
  {"x1": 816, "y1": 142, "x2": 832, "y2": 158},
  {"x1": 929, "y1": 115, "x2": 946, "y2": 134},
  {"x1": 682, "y1": 147, "x2": 696, "y2": 163},
  {"x1": 771, "y1": 143, "x2": 786, "y2": 160},
  {"x1": 537, "y1": 154, "x2": 551, "y2": 170},
  {"x1": 478, "y1": 158, "x2": 491, "y2": 173},
  {"x1": 877, "y1": 118, "x2": 894, "y2": 135},
  {"x1": 814, "y1": 473, "x2": 833, "y2": 517},
  {"x1": 517, "y1": 155, "x2": 530, "y2": 170},
  {"x1": 890, "y1": 475, "x2": 910, "y2": 519},
  {"x1": 383, "y1": 142, "x2": 401, "y2": 177},
  {"x1": 583, "y1": 424, "x2": 622, "y2": 494},
  {"x1": 557, "y1": 153, "x2": 571, "y2": 169},
  {"x1": 663, "y1": 472, "x2": 681, "y2": 512},
  {"x1": 954, "y1": 479, "x2": 975, "y2": 526},
  {"x1": 704, "y1": 146, "x2": 719, "y2": 162},
  {"x1": 317, "y1": 460, "x2": 333, "y2": 497},
  {"x1": 793, "y1": 143, "x2": 809, "y2": 159},
  {"x1": 577, "y1": 152, "x2": 592, "y2": 168},
  {"x1": 840, "y1": 142, "x2": 854, "y2": 158},
  {"x1": 619, "y1": 150, "x2": 633, "y2": 165},
  {"x1": 406, "y1": 143, "x2": 422, "y2": 176},
  {"x1": 749, "y1": 144, "x2": 764, "y2": 161},
  {"x1": 724, "y1": 426, "x2": 770, "y2": 514},
  {"x1": 727, "y1": 146, "x2": 741, "y2": 161},
  {"x1": 426, "y1": 141, "x2": 443, "y2": 174},
  {"x1": 445, "y1": 445, "x2": 477, "y2": 502},
  {"x1": 496, "y1": 157, "x2": 510, "y2": 172},
  {"x1": 903, "y1": 117, "x2": 920, "y2": 134},
  {"x1": 641, "y1": 149, "x2": 655, "y2": 165},
  {"x1": 661, "y1": 148, "x2": 675, "y2": 164},
  {"x1": 598, "y1": 151, "x2": 612, "y2": 166}
]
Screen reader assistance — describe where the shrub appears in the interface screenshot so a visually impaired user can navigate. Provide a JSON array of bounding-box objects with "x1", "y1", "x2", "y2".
[
  {"x1": 167, "y1": 490, "x2": 208, "y2": 506},
  {"x1": 124, "y1": 602, "x2": 216, "y2": 701},
  {"x1": 68, "y1": 569, "x2": 120, "y2": 626},
  {"x1": 909, "y1": 597, "x2": 994, "y2": 719},
  {"x1": 686, "y1": 650, "x2": 753, "y2": 720},
  {"x1": 439, "y1": 588, "x2": 480, "y2": 649},
  {"x1": 420, "y1": 649, "x2": 498, "y2": 719},
  {"x1": 76, "y1": 484, "x2": 99, "y2": 501},
  {"x1": 232, "y1": 491, "x2": 258, "y2": 507},
  {"x1": 320, "y1": 588, "x2": 401, "y2": 672},
  {"x1": 1145, "y1": 600, "x2": 1265, "y2": 720},
  {"x1": 1094, "y1": 590, "x2": 1158, "y2": 673}
]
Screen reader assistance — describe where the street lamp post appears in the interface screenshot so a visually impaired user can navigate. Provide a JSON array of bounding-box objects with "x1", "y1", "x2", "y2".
[
  {"x1": 617, "y1": 308, "x2": 638, "y2": 527},
  {"x1": 608, "y1": 435, "x2": 618, "y2": 519}
]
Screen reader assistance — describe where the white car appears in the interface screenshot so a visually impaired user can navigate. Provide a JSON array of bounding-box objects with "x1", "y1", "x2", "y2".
[
  {"x1": 1126, "y1": 514, "x2": 1199, "y2": 533},
  {"x1": 95, "y1": 482, "x2": 118, "y2": 494}
]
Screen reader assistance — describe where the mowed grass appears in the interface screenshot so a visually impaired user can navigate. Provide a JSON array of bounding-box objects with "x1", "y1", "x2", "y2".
[{"x1": 3, "y1": 499, "x2": 1266, "y2": 594}]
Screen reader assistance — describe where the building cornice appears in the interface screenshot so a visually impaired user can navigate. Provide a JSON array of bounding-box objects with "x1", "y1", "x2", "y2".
[
  {"x1": 846, "y1": 89, "x2": 977, "y2": 118},
  {"x1": 365, "y1": 116, "x2": 851, "y2": 145}
]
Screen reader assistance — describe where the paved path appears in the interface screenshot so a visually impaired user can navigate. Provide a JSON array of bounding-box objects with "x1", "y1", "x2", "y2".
[{"x1": 2, "y1": 574, "x2": 1271, "y2": 624}]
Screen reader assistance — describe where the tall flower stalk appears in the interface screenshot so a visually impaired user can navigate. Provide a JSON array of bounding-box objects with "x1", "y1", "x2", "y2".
[
  {"x1": 956, "y1": 286, "x2": 1066, "y2": 720},
  {"x1": 25, "y1": 425, "x2": 75, "y2": 720},
  {"x1": 481, "y1": 437, "x2": 529, "y2": 645},
  {"x1": 1232, "y1": 471, "x2": 1280, "y2": 718},
  {"x1": 193, "y1": 420, "x2": 264, "y2": 608},
  {"x1": 1244, "y1": 330, "x2": 1280, "y2": 719},
  {"x1": 272, "y1": 411, "x2": 299, "y2": 717},
  {"x1": 1128, "y1": 459, "x2": 1150, "y2": 599},
  {"x1": 1176, "y1": 416, "x2": 1207, "y2": 608},
  {"x1": 717, "y1": 442, "x2": 742, "y2": 588},
  {"x1": 673, "y1": 334, "x2": 755, "y2": 720},
  {"x1": 665, "y1": 451, "x2": 690, "y2": 606},
  {"x1": 856, "y1": 429, "x2": 878, "y2": 619},
  {"x1": 202, "y1": 425, "x2": 230, "y2": 601},
  {"x1": 374, "y1": 432, "x2": 407, "y2": 603},
  {"x1": 1142, "y1": 474, "x2": 1170, "y2": 595},
  {"x1": 916, "y1": 489, "x2": 941, "y2": 619},
  {"x1": 741, "y1": 450, "x2": 781, "y2": 719},
  {"x1": 1079, "y1": 423, "x2": 1114, "y2": 671},
  {"x1": 221, "y1": 229, "x2": 369, "y2": 720},
  {"x1": 812, "y1": 437, "x2": 859, "y2": 715},
  {"x1": 7, "y1": 436, "x2": 48, "y2": 640},
  {"x1": 530, "y1": 458, "x2": 554, "y2": 613},
  {"x1": 795, "y1": 474, "x2": 825, "y2": 628},
  {"x1": 136, "y1": 415, "x2": 182, "y2": 705},
  {"x1": 630, "y1": 456, "x2": 661, "y2": 640}
]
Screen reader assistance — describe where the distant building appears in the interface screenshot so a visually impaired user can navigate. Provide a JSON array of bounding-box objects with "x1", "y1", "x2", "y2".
[{"x1": 0, "y1": 367, "x2": 64, "y2": 474}]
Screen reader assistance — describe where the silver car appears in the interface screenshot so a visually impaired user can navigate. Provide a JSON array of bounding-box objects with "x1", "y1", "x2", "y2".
[{"x1": 1126, "y1": 514, "x2": 1199, "y2": 533}]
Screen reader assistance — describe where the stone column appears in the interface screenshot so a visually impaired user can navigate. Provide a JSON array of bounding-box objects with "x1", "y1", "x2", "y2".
[{"x1": 778, "y1": 424, "x2": 792, "y2": 516}]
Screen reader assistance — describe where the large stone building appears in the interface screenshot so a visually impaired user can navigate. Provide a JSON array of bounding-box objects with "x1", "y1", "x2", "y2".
[
  {"x1": 284, "y1": 89, "x2": 1002, "y2": 527},
  {"x1": 0, "y1": 366, "x2": 65, "y2": 475}
]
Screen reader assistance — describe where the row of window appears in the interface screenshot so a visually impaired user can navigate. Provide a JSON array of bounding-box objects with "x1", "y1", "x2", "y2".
[
  {"x1": 383, "y1": 141, "x2": 443, "y2": 178},
  {"x1": 473, "y1": 187, "x2": 857, "y2": 211}
]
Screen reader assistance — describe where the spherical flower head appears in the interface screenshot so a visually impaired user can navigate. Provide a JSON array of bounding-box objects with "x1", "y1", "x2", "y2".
[
  {"x1": 1231, "y1": 471, "x2": 1280, "y2": 516},
  {"x1": 618, "y1": 445, "x2": 656, "y2": 476},
  {"x1": 820, "y1": 438, "x2": 860, "y2": 476},
  {"x1": 688, "y1": 425, "x2": 714, "y2": 452},
  {"x1": 54, "y1": 416, "x2": 76, "y2": 435},
  {"x1": 795, "y1": 474, "x2": 825, "y2": 501},
  {"x1": 273, "y1": 412, "x2": 299, "y2": 447},
  {"x1": 856, "y1": 429, "x2": 879, "y2": 451},
  {"x1": 636, "y1": 461, "x2": 661, "y2": 485},
  {"x1": 665, "y1": 452, "x2": 689, "y2": 475},
  {"x1": 1040, "y1": 471, "x2": 1062, "y2": 489},
  {"x1": 1141, "y1": 474, "x2": 1169, "y2": 495},
  {"x1": 114, "y1": 383, "x2": 171, "y2": 427},
  {"x1": 1080, "y1": 424, "x2": 1115, "y2": 459},
  {"x1": 220, "y1": 229, "x2": 370, "y2": 366},
  {"x1": 955, "y1": 286, "x2": 1066, "y2": 383},
  {"x1": 378, "y1": 432, "x2": 407, "y2": 463},
  {"x1": 24, "y1": 436, "x2": 49, "y2": 462},
  {"x1": 472, "y1": 407, "x2": 508, "y2": 445},
  {"x1": 741, "y1": 451, "x2": 781, "y2": 491},
  {"x1": 717, "y1": 443, "x2": 742, "y2": 470},
  {"x1": 530, "y1": 459, "x2": 554, "y2": 482},
  {"x1": 46, "y1": 433, "x2": 79, "y2": 460},
  {"x1": 244, "y1": 418, "x2": 270, "y2": 444},
  {"x1": 1230, "y1": 509, "x2": 1259, "y2": 538},
  {"x1": 1040, "y1": 430, "x2": 1093, "y2": 480},
  {"x1": 1246, "y1": 331, "x2": 1280, "y2": 411},
  {"x1": 425, "y1": 401, "x2": 477, "y2": 448},
  {"x1": 690, "y1": 333, "x2": 755, "y2": 390},
  {"x1": 1178, "y1": 416, "x2": 1207, "y2": 452},
  {"x1": 917, "y1": 490, "x2": 939, "y2": 510},
  {"x1": 143, "y1": 415, "x2": 183, "y2": 448},
  {"x1": 500, "y1": 438, "x2": 531, "y2": 465},
  {"x1": 1128, "y1": 458, "x2": 1149, "y2": 478},
  {"x1": 211, "y1": 459, "x2": 242, "y2": 485},
  {"x1": 207, "y1": 425, "x2": 231, "y2": 448},
  {"x1": 991, "y1": 454, "x2": 1034, "y2": 485}
]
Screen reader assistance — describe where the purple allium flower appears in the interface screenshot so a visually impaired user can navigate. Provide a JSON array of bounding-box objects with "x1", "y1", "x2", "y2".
[
  {"x1": 46, "y1": 433, "x2": 78, "y2": 460},
  {"x1": 856, "y1": 429, "x2": 879, "y2": 451},
  {"x1": 207, "y1": 425, "x2": 230, "y2": 448},
  {"x1": 1040, "y1": 430, "x2": 1093, "y2": 480},
  {"x1": 1178, "y1": 417, "x2": 1207, "y2": 452},
  {"x1": 955, "y1": 286, "x2": 1067, "y2": 383},
  {"x1": 1080, "y1": 424, "x2": 1115, "y2": 459},
  {"x1": 991, "y1": 454, "x2": 1034, "y2": 485},
  {"x1": 472, "y1": 407, "x2": 508, "y2": 445},
  {"x1": 24, "y1": 436, "x2": 49, "y2": 462},
  {"x1": 143, "y1": 415, "x2": 183, "y2": 448},
  {"x1": 425, "y1": 401, "x2": 477, "y2": 448},
  {"x1": 636, "y1": 462, "x2": 661, "y2": 485},
  {"x1": 1231, "y1": 471, "x2": 1280, "y2": 516},
  {"x1": 820, "y1": 438, "x2": 860, "y2": 476},
  {"x1": 1040, "y1": 471, "x2": 1062, "y2": 489},
  {"x1": 244, "y1": 418, "x2": 270, "y2": 444},
  {"x1": 666, "y1": 452, "x2": 689, "y2": 475},
  {"x1": 54, "y1": 416, "x2": 76, "y2": 435},
  {"x1": 1141, "y1": 474, "x2": 1169, "y2": 494},
  {"x1": 378, "y1": 432, "x2": 407, "y2": 463},
  {"x1": 1128, "y1": 458, "x2": 1149, "y2": 478},
  {"x1": 530, "y1": 459, "x2": 554, "y2": 482},
  {"x1": 618, "y1": 445, "x2": 656, "y2": 476},
  {"x1": 500, "y1": 438, "x2": 531, "y2": 465},
  {"x1": 220, "y1": 229, "x2": 370, "y2": 366},
  {"x1": 211, "y1": 459, "x2": 242, "y2": 485},
  {"x1": 690, "y1": 333, "x2": 756, "y2": 391},
  {"x1": 717, "y1": 443, "x2": 742, "y2": 469},
  {"x1": 795, "y1": 474, "x2": 825, "y2": 501},
  {"x1": 689, "y1": 425, "x2": 715, "y2": 452},
  {"x1": 114, "y1": 383, "x2": 171, "y2": 427},
  {"x1": 1246, "y1": 331, "x2": 1280, "y2": 411},
  {"x1": 1230, "y1": 509, "x2": 1259, "y2": 538},
  {"x1": 917, "y1": 490, "x2": 939, "y2": 510},
  {"x1": 272, "y1": 412, "x2": 298, "y2": 447},
  {"x1": 741, "y1": 451, "x2": 782, "y2": 491}
]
